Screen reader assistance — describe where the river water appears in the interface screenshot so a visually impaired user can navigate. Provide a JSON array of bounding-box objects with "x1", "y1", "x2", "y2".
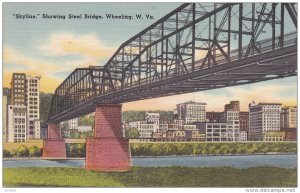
[{"x1": 3, "y1": 154, "x2": 297, "y2": 169}]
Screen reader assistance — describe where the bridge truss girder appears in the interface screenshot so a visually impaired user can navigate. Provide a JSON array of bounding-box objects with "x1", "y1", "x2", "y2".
[{"x1": 49, "y1": 3, "x2": 297, "y2": 122}]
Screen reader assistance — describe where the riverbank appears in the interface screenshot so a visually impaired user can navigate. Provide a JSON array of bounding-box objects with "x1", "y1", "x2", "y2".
[
  {"x1": 130, "y1": 142, "x2": 297, "y2": 156},
  {"x1": 4, "y1": 142, "x2": 297, "y2": 158},
  {"x1": 3, "y1": 166, "x2": 297, "y2": 187},
  {"x1": 3, "y1": 152, "x2": 296, "y2": 160}
]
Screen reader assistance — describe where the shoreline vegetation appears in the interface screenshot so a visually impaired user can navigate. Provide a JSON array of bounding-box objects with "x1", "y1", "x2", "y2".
[
  {"x1": 3, "y1": 166, "x2": 297, "y2": 187},
  {"x1": 2, "y1": 152, "x2": 297, "y2": 161},
  {"x1": 3, "y1": 142, "x2": 297, "y2": 158}
]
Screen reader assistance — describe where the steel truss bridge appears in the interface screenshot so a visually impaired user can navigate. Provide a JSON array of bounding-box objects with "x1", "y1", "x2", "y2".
[{"x1": 48, "y1": 3, "x2": 297, "y2": 123}]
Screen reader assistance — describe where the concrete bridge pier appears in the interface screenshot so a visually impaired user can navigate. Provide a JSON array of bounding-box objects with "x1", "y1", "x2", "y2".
[
  {"x1": 43, "y1": 122, "x2": 66, "y2": 158},
  {"x1": 85, "y1": 104, "x2": 131, "y2": 171}
]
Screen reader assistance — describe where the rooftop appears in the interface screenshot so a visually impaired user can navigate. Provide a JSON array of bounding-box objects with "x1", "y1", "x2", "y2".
[
  {"x1": 258, "y1": 102, "x2": 282, "y2": 105},
  {"x1": 178, "y1": 101, "x2": 207, "y2": 105}
]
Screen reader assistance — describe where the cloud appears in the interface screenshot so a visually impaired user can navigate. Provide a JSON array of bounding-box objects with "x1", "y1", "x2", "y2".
[
  {"x1": 3, "y1": 34, "x2": 116, "y2": 93},
  {"x1": 3, "y1": 46, "x2": 90, "y2": 73},
  {"x1": 39, "y1": 33, "x2": 115, "y2": 60},
  {"x1": 3, "y1": 46, "x2": 89, "y2": 92}
]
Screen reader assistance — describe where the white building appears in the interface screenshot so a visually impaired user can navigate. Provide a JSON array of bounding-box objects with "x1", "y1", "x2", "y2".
[
  {"x1": 177, "y1": 101, "x2": 207, "y2": 124},
  {"x1": 225, "y1": 111, "x2": 240, "y2": 141},
  {"x1": 182, "y1": 124, "x2": 197, "y2": 130},
  {"x1": 174, "y1": 119, "x2": 184, "y2": 129},
  {"x1": 240, "y1": 131, "x2": 248, "y2": 141},
  {"x1": 145, "y1": 112, "x2": 160, "y2": 125},
  {"x1": 7, "y1": 105, "x2": 27, "y2": 142},
  {"x1": 7, "y1": 73, "x2": 41, "y2": 142},
  {"x1": 60, "y1": 118, "x2": 79, "y2": 130},
  {"x1": 26, "y1": 75, "x2": 41, "y2": 139},
  {"x1": 249, "y1": 102, "x2": 281, "y2": 141},
  {"x1": 197, "y1": 122, "x2": 240, "y2": 141},
  {"x1": 129, "y1": 121, "x2": 159, "y2": 138},
  {"x1": 281, "y1": 106, "x2": 297, "y2": 129},
  {"x1": 224, "y1": 101, "x2": 240, "y2": 141},
  {"x1": 77, "y1": 126, "x2": 92, "y2": 132},
  {"x1": 159, "y1": 123, "x2": 168, "y2": 132}
]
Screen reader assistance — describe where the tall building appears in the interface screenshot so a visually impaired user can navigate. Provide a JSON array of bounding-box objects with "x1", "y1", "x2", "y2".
[
  {"x1": 281, "y1": 106, "x2": 297, "y2": 129},
  {"x1": 249, "y1": 102, "x2": 281, "y2": 141},
  {"x1": 11, "y1": 73, "x2": 26, "y2": 105},
  {"x1": 177, "y1": 101, "x2": 206, "y2": 124},
  {"x1": 224, "y1": 101, "x2": 240, "y2": 141},
  {"x1": 240, "y1": 111, "x2": 249, "y2": 139},
  {"x1": 3, "y1": 88, "x2": 10, "y2": 142},
  {"x1": 26, "y1": 75, "x2": 41, "y2": 139},
  {"x1": 280, "y1": 106, "x2": 297, "y2": 141},
  {"x1": 7, "y1": 73, "x2": 41, "y2": 142}
]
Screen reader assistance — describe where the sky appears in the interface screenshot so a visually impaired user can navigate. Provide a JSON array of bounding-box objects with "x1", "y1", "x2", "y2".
[{"x1": 3, "y1": 2, "x2": 297, "y2": 112}]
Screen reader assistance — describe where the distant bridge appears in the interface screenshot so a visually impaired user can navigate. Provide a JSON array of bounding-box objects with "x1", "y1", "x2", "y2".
[{"x1": 48, "y1": 3, "x2": 297, "y2": 123}]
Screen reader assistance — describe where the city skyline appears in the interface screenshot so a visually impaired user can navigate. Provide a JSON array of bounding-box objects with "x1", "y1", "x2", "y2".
[{"x1": 3, "y1": 3, "x2": 297, "y2": 112}]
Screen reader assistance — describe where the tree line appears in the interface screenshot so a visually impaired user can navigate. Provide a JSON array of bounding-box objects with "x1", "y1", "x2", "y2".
[
  {"x1": 122, "y1": 110, "x2": 174, "y2": 123},
  {"x1": 130, "y1": 142, "x2": 297, "y2": 156},
  {"x1": 3, "y1": 142, "x2": 297, "y2": 158}
]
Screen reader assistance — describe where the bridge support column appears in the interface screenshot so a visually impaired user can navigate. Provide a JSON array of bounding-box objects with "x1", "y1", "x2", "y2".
[
  {"x1": 43, "y1": 123, "x2": 66, "y2": 158},
  {"x1": 86, "y1": 104, "x2": 131, "y2": 172}
]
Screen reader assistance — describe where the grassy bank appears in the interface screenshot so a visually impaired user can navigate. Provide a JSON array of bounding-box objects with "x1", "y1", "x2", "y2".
[
  {"x1": 130, "y1": 142, "x2": 297, "y2": 156},
  {"x1": 4, "y1": 142, "x2": 297, "y2": 158},
  {"x1": 3, "y1": 166, "x2": 297, "y2": 187}
]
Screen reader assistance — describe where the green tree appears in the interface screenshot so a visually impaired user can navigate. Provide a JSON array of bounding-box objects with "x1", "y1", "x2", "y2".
[
  {"x1": 78, "y1": 116, "x2": 94, "y2": 128},
  {"x1": 150, "y1": 144, "x2": 162, "y2": 156},
  {"x1": 208, "y1": 145, "x2": 217, "y2": 155},
  {"x1": 29, "y1": 146, "x2": 42, "y2": 157},
  {"x1": 61, "y1": 122, "x2": 70, "y2": 138},
  {"x1": 122, "y1": 111, "x2": 145, "y2": 122},
  {"x1": 76, "y1": 143, "x2": 86, "y2": 157},
  {"x1": 3, "y1": 150, "x2": 11, "y2": 158},
  {"x1": 70, "y1": 130, "x2": 80, "y2": 139},
  {"x1": 86, "y1": 131, "x2": 94, "y2": 137},
  {"x1": 125, "y1": 127, "x2": 140, "y2": 138},
  {"x1": 10, "y1": 150, "x2": 18, "y2": 158},
  {"x1": 17, "y1": 145, "x2": 29, "y2": 157},
  {"x1": 39, "y1": 92, "x2": 53, "y2": 123}
]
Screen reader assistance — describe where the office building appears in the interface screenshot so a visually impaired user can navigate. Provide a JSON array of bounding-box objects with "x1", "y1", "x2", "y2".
[
  {"x1": 224, "y1": 101, "x2": 240, "y2": 141},
  {"x1": 240, "y1": 130, "x2": 248, "y2": 141},
  {"x1": 7, "y1": 73, "x2": 41, "y2": 142},
  {"x1": 281, "y1": 106, "x2": 297, "y2": 129},
  {"x1": 249, "y1": 102, "x2": 281, "y2": 141},
  {"x1": 206, "y1": 111, "x2": 224, "y2": 122},
  {"x1": 240, "y1": 111, "x2": 249, "y2": 139},
  {"x1": 263, "y1": 131, "x2": 285, "y2": 141},
  {"x1": 26, "y1": 75, "x2": 41, "y2": 139},
  {"x1": 197, "y1": 122, "x2": 240, "y2": 141},
  {"x1": 177, "y1": 101, "x2": 206, "y2": 124},
  {"x1": 240, "y1": 112, "x2": 249, "y2": 131}
]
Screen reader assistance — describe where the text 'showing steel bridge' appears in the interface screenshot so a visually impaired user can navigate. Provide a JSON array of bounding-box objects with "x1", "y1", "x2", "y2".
[{"x1": 48, "y1": 3, "x2": 297, "y2": 123}]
